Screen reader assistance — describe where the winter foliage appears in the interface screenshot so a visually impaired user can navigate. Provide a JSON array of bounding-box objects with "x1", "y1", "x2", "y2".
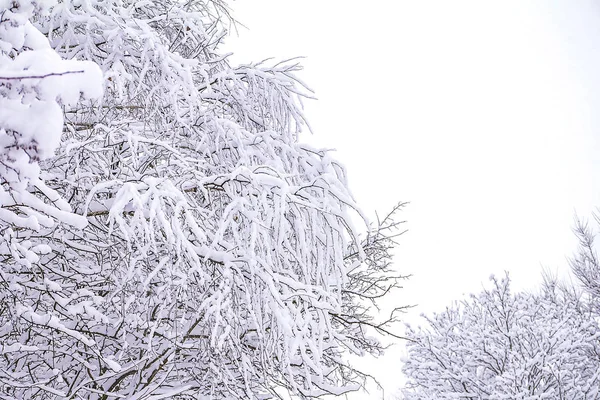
[
  {"x1": 0, "y1": 1, "x2": 405, "y2": 399},
  {"x1": 402, "y1": 275, "x2": 600, "y2": 399}
]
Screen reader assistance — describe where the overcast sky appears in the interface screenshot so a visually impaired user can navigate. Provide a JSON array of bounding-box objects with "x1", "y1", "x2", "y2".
[{"x1": 226, "y1": 1, "x2": 600, "y2": 397}]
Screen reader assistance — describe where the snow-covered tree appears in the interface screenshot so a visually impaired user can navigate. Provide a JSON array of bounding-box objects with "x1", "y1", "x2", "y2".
[
  {"x1": 402, "y1": 275, "x2": 600, "y2": 399},
  {"x1": 0, "y1": 1, "x2": 406, "y2": 399}
]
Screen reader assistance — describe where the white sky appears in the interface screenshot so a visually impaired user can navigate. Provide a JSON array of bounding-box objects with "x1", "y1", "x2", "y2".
[{"x1": 225, "y1": 1, "x2": 600, "y2": 398}]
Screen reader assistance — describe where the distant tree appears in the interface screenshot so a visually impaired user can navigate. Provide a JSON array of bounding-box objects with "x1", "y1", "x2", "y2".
[
  {"x1": 402, "y1": 275, "x2": 600, "y2": 399},
  {"x1": 0, "y1": 1, "x2": 407, "y2": 399},
  {"x1": 569, "y1": 213, "x2": 600, "y2": 308}
]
